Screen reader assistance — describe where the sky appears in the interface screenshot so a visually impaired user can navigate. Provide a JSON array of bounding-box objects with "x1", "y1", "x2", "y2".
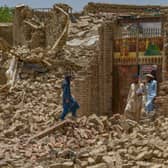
[{"x1": 0, "y1": 0, "x2": 168, "y2": 12}]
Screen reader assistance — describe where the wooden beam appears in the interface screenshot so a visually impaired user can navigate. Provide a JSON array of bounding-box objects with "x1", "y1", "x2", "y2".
[
  {"x1": 51, "y1": 6, "x2": 70, "y2": 50},
  {"x1": 27, "y1": 120, "x2": 74, "y2": 144},
  {"x1": 23, "y1": 20, "x2": 43, "y2": 29}
]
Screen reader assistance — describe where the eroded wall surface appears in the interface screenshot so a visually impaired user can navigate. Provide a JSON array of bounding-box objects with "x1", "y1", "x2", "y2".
[
  {"x1": 0, "y1": 23, "x2": 13, "y2": 46},
  {"x1": 163, "y1": 17, "x2": 168, "y2": 80},
  {"x1": 13, "y1": 5, "x2": 68, "y2": 50}
]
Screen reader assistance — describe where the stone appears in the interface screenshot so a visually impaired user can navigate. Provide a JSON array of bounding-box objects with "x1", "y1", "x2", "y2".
[
  {"x1": 102, "y1": 156, "x2": 116, "y2": 167},
  {"x1": 87, "y1": 114, "x2": 104, "y2": 129},
  {"x1": 90, "y1": 146, "x2": 107, "y2": 156},
  {"x1": 136, "y1": 151, "x2": 153, "y2": 161},
  {"x1": 49, "y1": 163, "x2": 62, "y2": 168},
  {"x1": 151, "y1": 165, "x2": 163, "y2": 168},
  {"x1": 79, "y1": 161, "x2": 88, "y2": 168},
  {"x1": 94, "y1": 153, "x2": 104, "y2": 163},
  {"x1": 88, "y1": 157, "x2": 95, "y2": 165},
  {"x1": 122, "y1": 163, "x2": 135, "y2": 168},
  {"x1": 62, "y1": 162, "x2": 74, "y2": 168},
  {"x1": 86, "y1": 163, "x2": 107, "y2": 168},
  {"x1": 136, "y1": 161, "x2": 153, "y2": 167}
]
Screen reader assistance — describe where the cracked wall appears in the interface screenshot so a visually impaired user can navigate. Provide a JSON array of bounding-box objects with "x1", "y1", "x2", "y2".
[{"x1": 0, "y1": 23, "x2": 13, "y2": 46}]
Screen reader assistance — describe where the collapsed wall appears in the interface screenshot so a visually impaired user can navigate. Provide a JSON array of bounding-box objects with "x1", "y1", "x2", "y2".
[
  {"x1": 13, "y1": 4, "x2": 69, "y2": 51},
  {"x1": 0, "y1": 23, "x2": 13, "y2": 46},
  {"x1": 0, "y1": 24, "x2": 12, "y2": 84},
  {"x1": 0, "y1": 4, "x2": 71, "y2": 92}
]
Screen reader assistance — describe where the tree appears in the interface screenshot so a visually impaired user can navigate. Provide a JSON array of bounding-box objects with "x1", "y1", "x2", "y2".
[{"x1": 0, "y1": 6, "x2": 14, "y2": 22}]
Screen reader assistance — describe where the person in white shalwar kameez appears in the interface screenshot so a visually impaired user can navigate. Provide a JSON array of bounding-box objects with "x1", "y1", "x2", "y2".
[{"x1": 124, "y1": 75, "x2": 145, "y2": 122}]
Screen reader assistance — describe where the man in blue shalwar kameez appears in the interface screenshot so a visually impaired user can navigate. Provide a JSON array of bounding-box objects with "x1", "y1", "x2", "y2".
[
  {"x1": 60, "y1": 75, "x2": 80, "y2": 120},
  {"x1": 145, "y1": 74, "x2": 157, "y2": 113}
]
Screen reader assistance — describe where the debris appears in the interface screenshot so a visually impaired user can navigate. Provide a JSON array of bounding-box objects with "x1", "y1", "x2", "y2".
[
  {"x1": 0, "y1": 2, "x2": 168, "y2": 168},
  {"x1": 27, "y1": 120, "x2": 74, "y2": 143}
]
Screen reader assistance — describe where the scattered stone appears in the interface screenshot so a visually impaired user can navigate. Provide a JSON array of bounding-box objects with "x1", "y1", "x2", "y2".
[{"x1": 86, "y1": 163, "x2": 107, "y2": 168}]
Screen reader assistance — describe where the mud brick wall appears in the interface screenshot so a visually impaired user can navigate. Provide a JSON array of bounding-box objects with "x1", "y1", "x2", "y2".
[
  {"x1": 45, "y1": 6, "x2": 68, "y2": 49},
  {"x1": 13, "y1": 5, "x2": 67, "y2": 49},
  {"x1": 13, "y1": 6, "x2": 30, "y2": 46},
  {"x1": 98, "y1": 22, "x2": 114, "y2": 116},
  {"x1": 154, "y1": 15, "x2": 168, "y2": 116},
  {"x1": 13, "y1": 6, "x2": 45, "y2": 47},
  {"x1": 0, "y1": 68, "x2": 7, "y2": 85},
  {"x1": 84, "y1": 3, "x2": 168, "y2": 15},
  {"x1": 98, "y1": 25, "x2": 104, "y2": 116},
  {"x1": 72, "y1": 78, "x2": 89, "y2": 116},
  {"x1": 163, "y1": 17, "x2": 168, "y2": 80},
  {"x1": 0, "y1": 23, "x2": 13, "y2": 46},
  {"x1": 72, "y1": 54, "x2": 99, "y2": 116},
  {"x1": 87, "y1": 56, "x2": 99, "y2": 116},
  {"x1": 73, "y1": 22, "x2": 114, "y2": 116},
  {"x1": 155, "y1": 81, "x2": 168, "y2": 116}
]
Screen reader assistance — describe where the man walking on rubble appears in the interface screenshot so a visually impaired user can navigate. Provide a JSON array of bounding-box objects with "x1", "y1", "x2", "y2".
[
  {"x1": 145, "y1": 74, "x2": 157, "y2": 114},
  {"x1": 124, "y1": 74, "x2": 145, "y2": 122},
  {"x1": 60, "y1": 74, "x2": 80, "y2": 120}
]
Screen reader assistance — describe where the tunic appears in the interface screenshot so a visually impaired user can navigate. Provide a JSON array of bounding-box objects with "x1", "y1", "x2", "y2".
[
  {"x1": 124, "y1": 83, "x2": 144, "y2": 122},
  {"x1": 145, "y1": 80, "x2": 157, "y2": 113},
  {"x1": 61, "y1": 78, "x2": 80, "y2": 120}
]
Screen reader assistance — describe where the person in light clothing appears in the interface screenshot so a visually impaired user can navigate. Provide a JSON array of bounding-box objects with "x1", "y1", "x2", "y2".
[
  {"x1": 145, "y1": 74, "x2": 157, "y2": 113},
  {"x1": 124, "y1": 74, "x2": 145, "y2": 122}
]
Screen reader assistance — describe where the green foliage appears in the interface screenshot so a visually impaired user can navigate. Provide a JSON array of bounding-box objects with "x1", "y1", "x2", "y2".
[{"x1": 0, "y1": 6, "x2": 14, "y2": 22}]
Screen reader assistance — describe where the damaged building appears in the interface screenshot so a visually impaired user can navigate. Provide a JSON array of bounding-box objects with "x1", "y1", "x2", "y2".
[
  {"x1": 1, "y1": 2, "x2": 168, "y2": 168},
  {"x1": 72, "y1": 3, "x2": 168, "y2": 117}
]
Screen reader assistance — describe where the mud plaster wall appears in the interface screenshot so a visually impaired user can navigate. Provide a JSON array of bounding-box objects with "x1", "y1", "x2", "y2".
[
  {"x1": 164, "y1": 16, "x2": 168, "y2": 80},
  {"x1": 0, "y1": 69, "x2": 7, "y2": 85},
  {"x1": 0, "y1": 24, "x2": 13, "y2": 45},
  {"x1": 45, "y1": 7, "x2": 67, "y2": 49},
  {"x1": 13, "y1": 6, "x2": 67, "y2": 49}
]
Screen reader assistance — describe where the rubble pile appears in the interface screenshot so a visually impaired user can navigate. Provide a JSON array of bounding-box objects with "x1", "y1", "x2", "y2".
[
  {"x1": 0, "y1": 12, "x2": 103, "y2": 168},
  {"x1": 9, "y1": 46, "x2": 82, "y2": 71},
  {"x1": 76, "y1": 115, "x2": 168, "y2": 168},
  {"x1": 0, "y1": 38, "x2": 11, "y2": 51},
  {"x1": 1, "y1": 110, "x2": 168, "y2": 167},
  {"x1": 0, "y1": 3, "x2": 168, "y2": 168},
  {"x1": 7, "y1": 14, "x2": 102, "y2": 75},
  {"x1": 0, "y1": 13, "x2": 103, "y2": 137},
  {"x1": 13, "y1": 4, "x2": 69, "y2": 51},
  {"x1": 155, "y1": 81, "x2": 168, "y2": 116},
  {"x1": 64, "y1": 14, "x2": 102, "y2": 67}
]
